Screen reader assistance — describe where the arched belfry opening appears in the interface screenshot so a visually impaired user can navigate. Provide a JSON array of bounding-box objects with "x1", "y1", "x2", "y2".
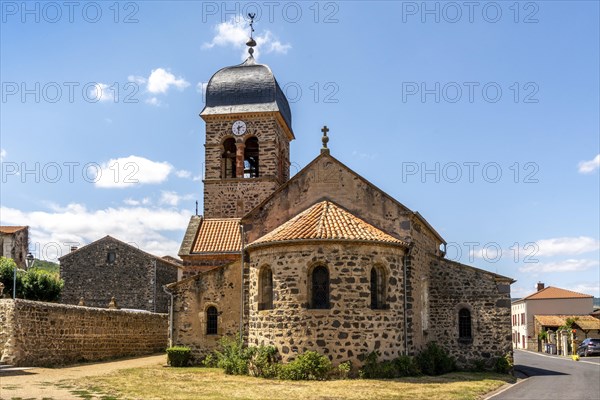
[
  {"x1": 244, "y1": 137, "x2": 259, "y2": 178},
  {"x1": 222, "y1": 138, "x2": 237, "y2": 178}
]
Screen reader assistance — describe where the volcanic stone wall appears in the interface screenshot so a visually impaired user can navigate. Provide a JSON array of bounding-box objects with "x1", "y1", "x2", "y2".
[
  {"x1": 247, "y1": 242, "x2": 407, "y2": 366},
  {"x1": 428, "y1": 258, "x2": 513, "y2": 368},
  {"x1": 203, "y1": 114, "x2": 290, "y2": 218},
  {"x1": 59, "y1": 236, "x2": 178, "y2": 313},
  {"x1": 0, "y1": 299, "x2": 167, "y2": 367},
  {"x1": 170, "y1": 262, "x2": 242, "y2": 362}
]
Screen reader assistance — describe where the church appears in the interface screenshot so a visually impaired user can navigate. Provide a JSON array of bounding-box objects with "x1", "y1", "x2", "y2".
[{"x1": 167, "y1": 32, "x2": 514, "y2": 369}]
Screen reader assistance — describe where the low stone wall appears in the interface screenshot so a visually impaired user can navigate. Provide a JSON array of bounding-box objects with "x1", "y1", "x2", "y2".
[{"x1": 0, "y1": 299, "x2": 168, "y2": 367}]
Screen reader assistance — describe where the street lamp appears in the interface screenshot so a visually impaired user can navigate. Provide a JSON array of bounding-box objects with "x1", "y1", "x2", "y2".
[{"x1": 13, "y1": 253, "x2": 35, "y2": 300}]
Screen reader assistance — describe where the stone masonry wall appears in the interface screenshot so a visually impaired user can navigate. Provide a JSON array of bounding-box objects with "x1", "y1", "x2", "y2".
[
  {"x1": 171, "y1": 261, "x2": 242, "y2": 362},
  {"x1": 0, "y1": 299, "x2": 167, "y2": 367},
  {"x1": 428, "y1": 258, "x2": 513, "y2": 368},
  {"x1": 203, "y1": 114, "x2": 290, "y2": 218},
  {"x1": 60, "y1": 236, "x2": 178, "y2": 313},
  {"x1": 247, "y1": 242, "x2": 406, "y2": 367}
]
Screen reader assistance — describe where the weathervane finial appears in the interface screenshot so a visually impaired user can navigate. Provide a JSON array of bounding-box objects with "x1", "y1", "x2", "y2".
[{"x1": 246, "y1": 13, "x2": 257, "y2": 56}]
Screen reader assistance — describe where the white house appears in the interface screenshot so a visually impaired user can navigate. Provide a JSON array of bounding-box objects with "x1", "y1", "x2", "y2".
[{"x1": 511, "y1": 283, "x2": 594, "y2": 350}]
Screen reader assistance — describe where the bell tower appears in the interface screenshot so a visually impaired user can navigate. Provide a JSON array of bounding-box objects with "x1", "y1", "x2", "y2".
[{"x1": 200, "y1": 17, "x2": 294, "y2": 218}]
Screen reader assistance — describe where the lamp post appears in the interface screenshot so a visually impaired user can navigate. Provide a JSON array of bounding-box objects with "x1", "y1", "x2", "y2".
[{"x1": 14, "y1": 252, "x2": 35, "y2": 300}]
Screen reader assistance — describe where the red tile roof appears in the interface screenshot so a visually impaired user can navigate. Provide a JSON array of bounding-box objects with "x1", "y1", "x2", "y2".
[
  {"x1": 0, "y1": 226, "x2": 27, "y2": 234},
  {"x1": 524, "y1": 286, "x2": 593, "y2": 300},
  {"x1": 250, "y1": 201, "x2": 406, "y2": 247},
  {"x1": 192, "y1": 218, "x2": 241, "y2": 253},
  {"x1": 535, "y1": 315, "x2": 600, "y2": 330}
]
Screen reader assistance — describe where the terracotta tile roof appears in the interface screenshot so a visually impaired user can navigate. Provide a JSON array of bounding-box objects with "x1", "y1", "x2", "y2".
[
  {"x1": 250, "y1": 201, "x2": 406, "y2": 247},
  {"x1": 575, "y1": 317, "x2": 600, "y2": 330},
  {"x1": 534, "y1": 315, "x2": 568, "y2": 327},
  {"x1": 535, "y1": 315, "x2": 600, "y2": 330},
  {"x1": 0, "y1": 226, "x2": 27, "y2": 234},
  {"x1": 524, "y1": 286, "x2": 593, "y2": 300},
  {"x1": 191, "y1": 218, "x2": 241, "y2": 253}
]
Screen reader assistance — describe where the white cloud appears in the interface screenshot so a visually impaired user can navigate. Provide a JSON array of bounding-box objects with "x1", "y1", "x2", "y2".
[
  {"x1": 203, "y1": 17, "x2": 291, "y2": 60},
  {"x1": 128, "y1": 75, "x2": 147, "y2": 85},
  {"x1": 0, "y1": 148, "x2": 6, "y2": 161},
  {"x1": 519, "y1": 258, "x2": 599, "y2": 273},
  {"x1": 578, "y1": 154, "x2": 600, "y2": 174},
  {"x1": 89, "y1": 83, "x2": 115, "y2": 102},
  {"x1": 124, "y1": 197, "x2": 152, "y2": 206},
  {"x1": 147, "y1": 68, "x2": 189, "y2": 94},
  {"x1": 564, "y1": 282, "x2": 600, "y2": 297},
  {"x1": 159, "y1": 191, "x2": 194, "y2": 207},
  {"x1": 94, "y1": 156, "x2": 174, "y2": 189},
  {"x1": 535, "y1": 236, "x2": 600, "y2": 257},
  {"x1": 145, "y1": 97, "x2": 161, "y2": 107},
  {"x1": 0, "y1": 204, "x2": 189, "y2": 259},
  {"x1": 175, "y1": 170, "x2": 192, "y2": 178}
]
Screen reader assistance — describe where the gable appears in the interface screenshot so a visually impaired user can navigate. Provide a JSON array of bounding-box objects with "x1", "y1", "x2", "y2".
[
  {"x1": 242, "y1": 153, "x2": 444, "y2": 247},
  {"x1": 59, "y1": 235, "x2": 181, "y2": 269}
]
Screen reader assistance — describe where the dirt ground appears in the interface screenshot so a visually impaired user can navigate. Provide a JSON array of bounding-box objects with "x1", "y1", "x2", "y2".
[{"x1": 0, "y1": 354, "x2": 166, "y2": 400}]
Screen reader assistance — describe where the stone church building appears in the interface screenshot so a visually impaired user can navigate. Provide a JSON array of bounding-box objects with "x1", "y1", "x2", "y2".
[{"x1": 168, "y1": 42, "x2": 514, "y2": 368}]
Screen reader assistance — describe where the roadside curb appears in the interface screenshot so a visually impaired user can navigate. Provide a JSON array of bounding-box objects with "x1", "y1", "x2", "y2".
[{"x1": 483, "y1": 367, "x2": 528, "y2": 399}]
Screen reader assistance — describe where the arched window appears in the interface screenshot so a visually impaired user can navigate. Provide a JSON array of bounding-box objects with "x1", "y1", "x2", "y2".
[
  {"x1": 370, "y1": 266, "x2": 385, "y2": 309},
  {"x1": 258, "y1": 266, "x2": 273, "y2": 310},
  {"x1": 310, "y1": 266, "x2": 329, "y2": 309},
  {"x1": 206, "y1": 306, "x2": 218, "y2": 335},
  {"x1": 222, "y1": 138, "x2": 237, "y2": 178},
  {"x1": 244, "y1": 137, "x2": 259, "y2": 178},
  {"x1": 458, "y1": 308, "x2": 472, "y2": 340}
]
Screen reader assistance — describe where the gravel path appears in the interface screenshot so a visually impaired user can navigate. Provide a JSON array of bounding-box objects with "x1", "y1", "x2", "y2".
[{"x1": 0, "y1": 354, "x2": 166, "y2": 400}]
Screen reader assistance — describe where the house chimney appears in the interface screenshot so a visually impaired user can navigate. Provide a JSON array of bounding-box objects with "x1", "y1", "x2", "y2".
[
  {"x1": 70, "y1": 246, "x2": 78, "y2": 252},
  {"x1": 536, "y1": 282, "x2": 545, "y2": 291}
]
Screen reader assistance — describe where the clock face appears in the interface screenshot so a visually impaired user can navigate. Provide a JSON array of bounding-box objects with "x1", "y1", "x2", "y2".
[{"x1": 232, "y1": 120, "x2": 247, "y2": 136}]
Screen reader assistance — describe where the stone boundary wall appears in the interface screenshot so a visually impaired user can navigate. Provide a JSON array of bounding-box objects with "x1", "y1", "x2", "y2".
[{"x1": 0, "y1": 299, "x2": 168, "y2": 367}]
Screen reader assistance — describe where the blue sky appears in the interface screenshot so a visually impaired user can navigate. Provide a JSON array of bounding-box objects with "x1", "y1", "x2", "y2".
[{"x1": 1, "y1": 1, "x2": 598, "y2": 298}]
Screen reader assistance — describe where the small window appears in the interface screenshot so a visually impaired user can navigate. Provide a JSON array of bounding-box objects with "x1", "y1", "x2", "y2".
[
  {"x1": 370, "y1": 266, "x2": 386, "y2": 309},
  {"x1": 458, "y1": 308, "x2": 472, "y2": 340},
  {"x1": 310, "y1": 266, "x2": 329, "y2": 309},
  {"x1": 206, "y1": 306, "x2": 218, "y2": 335},
  {"x1": 107, "y1": 251, "x2": 116, "y2": 264},
  {"x1": 258, "y1": 267, "x2": 273, "y2": 310}
]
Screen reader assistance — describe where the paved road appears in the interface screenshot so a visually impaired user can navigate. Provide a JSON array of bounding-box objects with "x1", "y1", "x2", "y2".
[{"x1": 490, "y1": 350, "x2": 600, "y2": 400}]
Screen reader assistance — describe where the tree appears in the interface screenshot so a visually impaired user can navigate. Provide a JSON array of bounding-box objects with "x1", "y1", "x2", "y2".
[{"x1": 0, "y1": 256, "x2": 63, "y2": 301}]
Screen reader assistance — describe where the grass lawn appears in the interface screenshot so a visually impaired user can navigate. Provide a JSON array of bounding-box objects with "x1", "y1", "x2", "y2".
[{"x1": 62, "y1": 366, "x2": 515, "y2": 400}]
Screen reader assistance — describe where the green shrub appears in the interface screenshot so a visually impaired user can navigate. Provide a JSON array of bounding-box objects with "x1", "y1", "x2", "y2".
[
  {"x1": 279, "y1": 351, "x2": 332, "y2": 380},
  {"x1": 359, "y1": 352, "x2": 420, "y2": 379},
  {"x1": 471, "y1": 359, "x2": 487, "y2": 372},
  {"x1": 494, "y1": 353, "x2": 513, "y2": 374},
  {"x1": 202, "y1": 353, "x2": 217, "y2": 367},
  {"x1": 248, "y1": 345, "x2": 280, "y2": 378},
  {"x1": 22, "y1": 268, "x2": 63, "y2": 301},
  {"x1": 166, "y1": 346, "x2": 191, "y2": 367},
  {"x1": 336, "y1": 360, "x2": 352, "y2": 379},
  {"x1": 0, "y1": 257, "x2": 63, "y2": 301},
  {"x1": 415, "y1": 342, "x2": 456, "y2": 376},
  {"x1": 215, "y1": 337, "x2": 255, "y2": 375},
  {"x1": 393, "y1": 355, "x2": 420, "y2": 377}
]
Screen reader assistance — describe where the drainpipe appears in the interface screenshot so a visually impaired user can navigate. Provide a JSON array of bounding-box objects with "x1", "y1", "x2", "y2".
[
  {"x1": 162, "y1": 285, "x2": 174, "y2": 347},
  {"x1": 152, "y1": 259, "x2": 157, "y2": 313},
  {"x1": 403, "y1": 242, "x2": 414, "y2": 356},
  {"x1": 239, "y1": 224, "x2": 245, "y2": 343}
]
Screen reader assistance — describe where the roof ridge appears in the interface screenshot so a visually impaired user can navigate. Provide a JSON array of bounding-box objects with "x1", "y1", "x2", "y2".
[{"x1": 316, "y1": 201, "x2": 328, "y2": 238}]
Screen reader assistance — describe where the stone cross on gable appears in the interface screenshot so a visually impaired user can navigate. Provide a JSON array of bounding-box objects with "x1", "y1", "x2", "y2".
[{"x1": 321, "y1": 125, "x2": 330, "y2": 154}]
